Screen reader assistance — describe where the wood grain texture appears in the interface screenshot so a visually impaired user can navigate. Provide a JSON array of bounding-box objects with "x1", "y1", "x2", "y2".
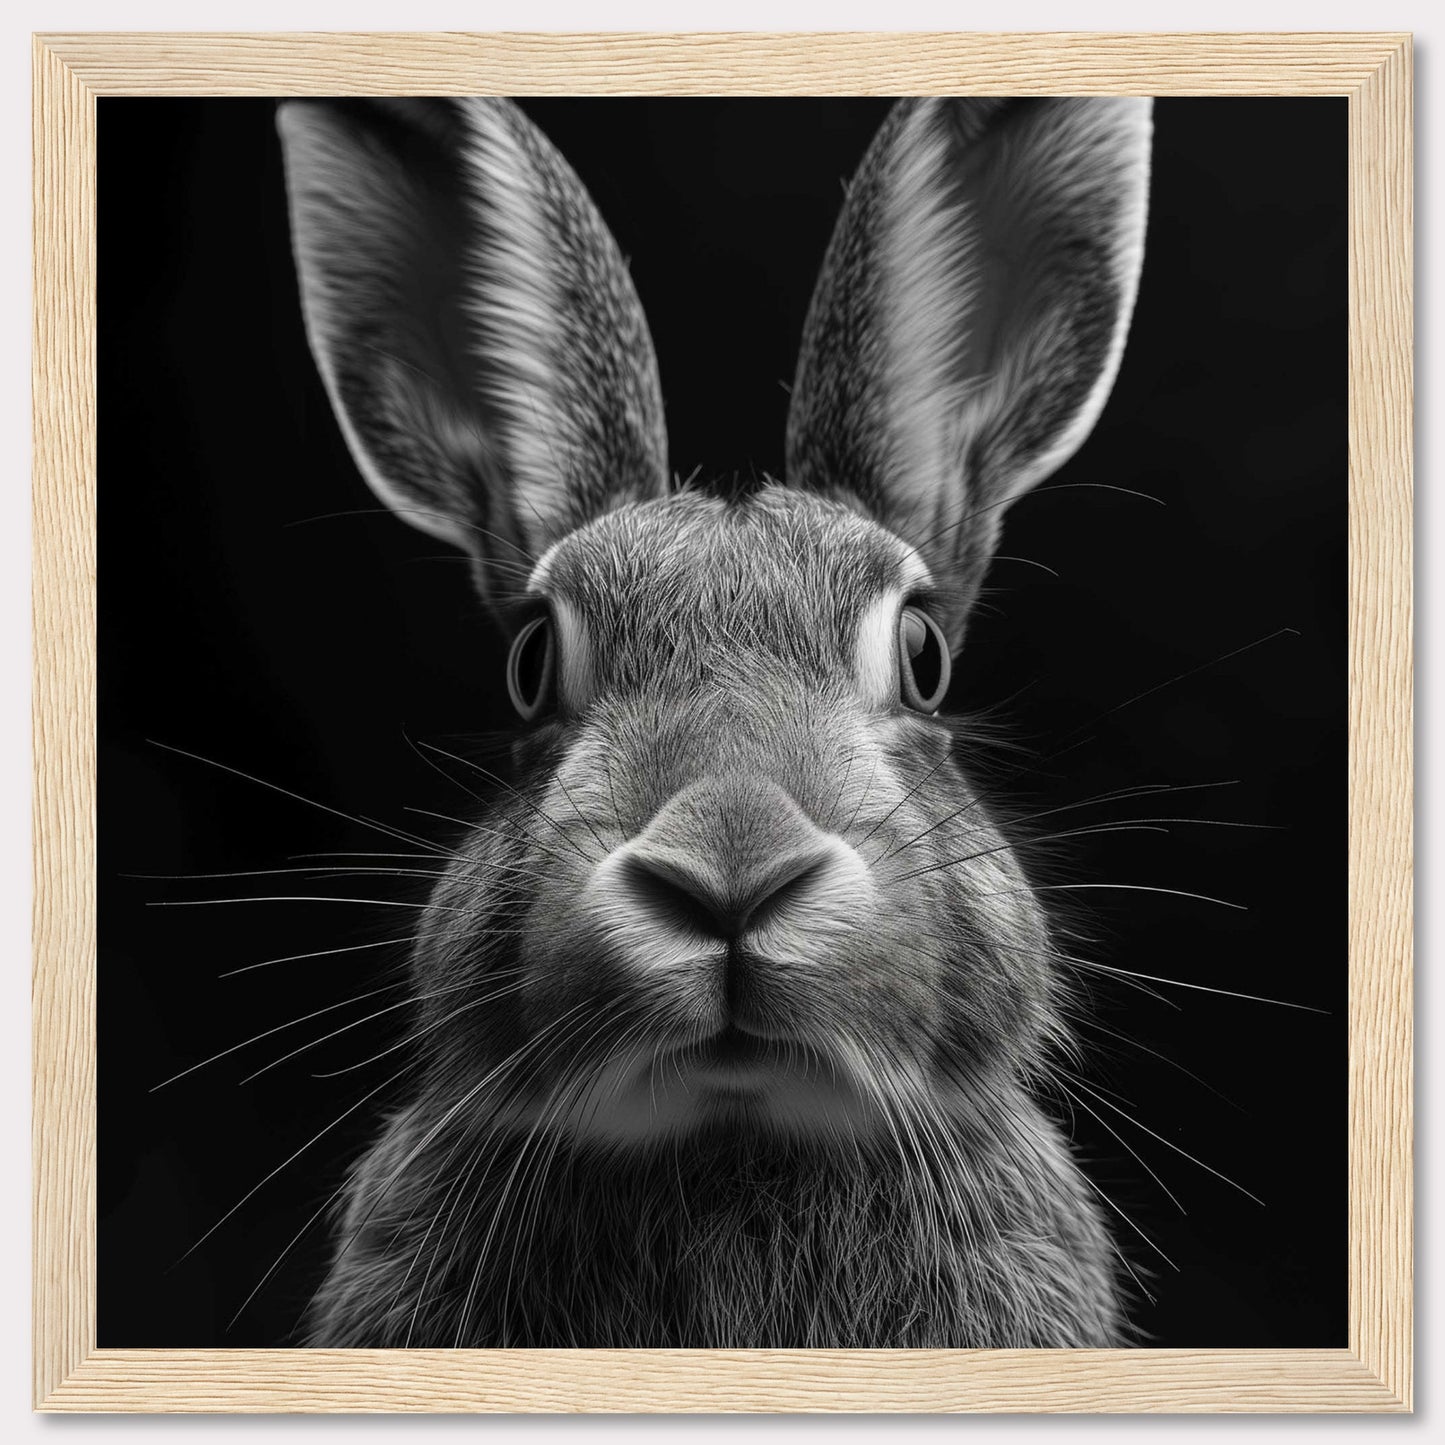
[
  {"x1": 32, "y1": 33, "x2": 97, "y2": 1413},
  {"x1": 31, "y1": 31, "x2": 1413, "y2": 1413},
  {"x1": 38, "y1": 1348, "x2": 1401, "y2": 1414},
  {"x1": 35, "y1": 30, "x2": 1409, "y2": 97},
  {"x1": 1345, "y1": 36, "x2": 1414, "y2": 1413}
]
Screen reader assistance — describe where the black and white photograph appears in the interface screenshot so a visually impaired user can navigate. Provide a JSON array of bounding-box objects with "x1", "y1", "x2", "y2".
[{"x1": 96, "y1": 93, "x2": 1346, "y2": 1351}]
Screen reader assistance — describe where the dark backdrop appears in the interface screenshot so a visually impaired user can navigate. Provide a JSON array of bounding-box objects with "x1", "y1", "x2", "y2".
[{"x1": 96, "y1": 97, "x2": 1347, "y2": 1348}]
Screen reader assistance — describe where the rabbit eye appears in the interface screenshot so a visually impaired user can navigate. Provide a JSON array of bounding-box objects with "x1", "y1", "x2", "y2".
[
  {"x1": 506, "y1": 614, "x2": 556, "y2": 721},
  {"x1": 898, "y1": 606, "x2": 950, "y2": 714}
]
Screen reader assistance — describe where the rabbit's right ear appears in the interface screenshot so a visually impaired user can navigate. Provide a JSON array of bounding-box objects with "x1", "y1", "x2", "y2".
[
  {"x1": 276, "y1": 99, "x2": 668, "y2": 599},
  {"x1": 786, "y1": 98, "x2": 1152, "y2": 644}
]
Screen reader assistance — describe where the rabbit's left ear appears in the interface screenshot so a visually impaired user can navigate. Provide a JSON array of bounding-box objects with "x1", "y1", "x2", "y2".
[
  {"x1": 786, "y1": 97, "x2": 1152, "y2": 642},
  {"x1": 277, "y1": 98, "x2": 668, "y2": 584}
]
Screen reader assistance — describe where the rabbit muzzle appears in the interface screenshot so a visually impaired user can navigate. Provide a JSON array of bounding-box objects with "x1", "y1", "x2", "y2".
[{"x1": 585, "y1": 773, "x2": 877, "y2": 1061}]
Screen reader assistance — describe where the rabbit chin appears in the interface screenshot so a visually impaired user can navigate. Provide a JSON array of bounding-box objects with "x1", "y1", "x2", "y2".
[{"x1": 497, "y1": 1024, "x2": 922, "y2": 1149}]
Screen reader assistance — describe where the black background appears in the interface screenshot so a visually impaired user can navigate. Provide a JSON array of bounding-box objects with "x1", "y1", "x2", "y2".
[{"x1": 97, "y1": 97, "x2": 1347, "y2": 1348}]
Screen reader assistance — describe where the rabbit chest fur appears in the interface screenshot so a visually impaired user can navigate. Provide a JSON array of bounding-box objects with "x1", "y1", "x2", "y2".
[{"x1": 277, "y1": 94, "x2": 1152, "y2": 1349}]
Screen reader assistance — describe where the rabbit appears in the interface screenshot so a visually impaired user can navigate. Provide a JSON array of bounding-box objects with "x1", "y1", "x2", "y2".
[{"x1": 275, "y1": 93, "x2": 1152, "y2": 1349}]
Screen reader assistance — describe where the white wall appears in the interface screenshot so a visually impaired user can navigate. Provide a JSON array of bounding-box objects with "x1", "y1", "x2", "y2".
[{"x1": 2, "y1": 2, "x2": 1432, "y2": 1439}]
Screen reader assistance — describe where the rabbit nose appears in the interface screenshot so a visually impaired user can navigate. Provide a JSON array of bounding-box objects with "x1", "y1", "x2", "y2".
[
  {"x1": 617, "y1": 844, "x2": 834, "y2": 942},
  {"x1": 610, "y1": 774, "x2": 856, "y2": 945}
]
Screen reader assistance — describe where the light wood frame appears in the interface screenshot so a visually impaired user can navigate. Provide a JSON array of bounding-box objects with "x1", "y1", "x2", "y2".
[{"x1": 32, "y1": 30, "x2": 1413, "y2": 1413}]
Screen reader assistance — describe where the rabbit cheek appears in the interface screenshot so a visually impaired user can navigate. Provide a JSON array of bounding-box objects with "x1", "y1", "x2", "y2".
[
  {"x1": 514, "y1": 880, "x2": 624, "y2": 1025},
  {"x1": 932, "y1": 870, "x2": 1058, "y2": 1080}
]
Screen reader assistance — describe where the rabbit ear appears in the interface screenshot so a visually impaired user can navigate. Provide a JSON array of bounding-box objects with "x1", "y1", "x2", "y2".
[
  {"x1": 277, "y1": 98, "x2": 668, "y2": 586},
  {"x1": 786, "y1": 97, "x2": 1152, "y2": 640}
]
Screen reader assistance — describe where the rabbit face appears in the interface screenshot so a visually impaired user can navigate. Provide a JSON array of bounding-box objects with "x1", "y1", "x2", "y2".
[{"x1": 404, "y1": 486, "x2": 1057, "y2": 1146}]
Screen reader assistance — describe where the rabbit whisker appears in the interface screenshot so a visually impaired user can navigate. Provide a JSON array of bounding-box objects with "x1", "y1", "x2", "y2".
[
  {"x1": 1060, "y1": 954, "x2": 1325, "y2": 1013},
  {"x1": 402, "y1": 805, "x2": 575, "y2": 869},
  {"x1": 402, "y1": 726, "x2": 488, "y2": 805},
  {"x1": 311, "y1": 977, "x2": 531, "y2": 1079},
  {"x1": 853, "y1": 751, "x2": 954, "y2": 849},
  {"x1": 1055, "y1": 1082, "x2": 1186, "y2": 1214},
  {"x1": 149, "y1": 894, "x2": 491, "y2": 915},
  {"x1": 844, "y1": 755, "x2": 881, "y2": 834},
  {"x1": 401, "y1": 1027, "x2": 599, "y2": 1347},
  {"x1": 416, "y1": 742, "x2": 603, "y2": 864},
  {"x1": 318, "y1": 1002, "x2": 601, "y2": 1325},
  {"x1": 990, "y1": 553, "x2": 1059, "y2": 578},
  {"x1": 242, "y1": 977, "x2": 510, "y2": 1085},
  {"x1": 918, "y1": 481, "x2": 1166, "y2": 554},
  {"x1": 287, "y1": 498, "x2": 538, "y2": 567},
  {"x1": 987, "y1": 942, "x2": 1180, "y2": 1010},
  {"x1": 219, "y1": 934, "x2": 424, "y2": 980},
  {"x1": 1062, "y1": 1074, "x2": 1264, "y2": 1206},
  {"x1": 975, "y1": 881, "x2": 1247, "y2": 911},
  {"x1": 148, "y1": 738, "x2": 441, "y2": 855},
  {"x1": 982, "y1": 1080, "x2": 1170, "y2": 1292},
  {"x1": 450, "y1": 1004, "x2": 628, "y2": 1344},
  {"x1": 498, "y1": 1008, "x2": 638, "y2": 1326},
  {"x1": 1067, "y1": 1015, "x2": 1244, "y2": 1110},
  {"x1": 824, "y1": 749, "x2": 857, "y2": 832},
  {"x1": 151, "y1": 980, "x2": 404, "y2": 1091},
  {"x1": 175, "y1": 1057, "x2": 421, "y2": 1272},
  {"x1": 882, "y1": 822, "x2": 1172, "y2": 882},
  {"x1": 400, "y1": 1138, "x2": 490, "y2": 1347},
  {"x1": 141, "y1": 865, "x2": 455, "y2": 885},
  {"x1": 289, "y1": 849, "x2": 456, "y2": 862},
  {"x1": 875, "y1": 775, "x2": 1267, "y2": 867},
  {"x1": 1035, "y1": 629, "x2": 1301, "y2": 770}
]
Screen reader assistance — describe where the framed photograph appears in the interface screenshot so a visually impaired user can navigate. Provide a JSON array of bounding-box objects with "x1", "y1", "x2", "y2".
[{"x1": 34, "y1": 31, "x2": 1412, "y2": 1412}]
